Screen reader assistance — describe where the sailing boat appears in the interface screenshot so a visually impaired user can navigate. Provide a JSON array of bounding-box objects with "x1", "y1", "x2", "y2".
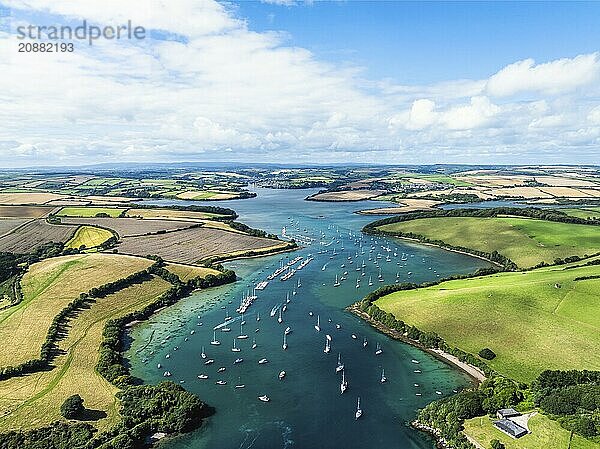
[
  {"x1": 336, "y1": 353, "x2": 344, "y2": 373},
  {"x1": 333, "y1": 274, "x2": 340, "y2": 287},
  {"x1": 355, "y1": 397, "x2": 362, "y2": 419},
  {"x1": 284, "y1": 326, "x2": 291, "y2": 335},
  {"x1": 231, "y1": 338, "x2": 241, "y2": 352},
  {"x1": 297, "y1": 278, "x2": 301, "y2": 288},
  {"x1": 355, "y1": 278, "x2": 360, "y2": 289},
  {"x1": 210, "y1": 330, "x2": 221, "y2": 346},
  {"x1": 270, "y1": 305, "x2": 278, "y2": 317},
  {"x1": 282, "y1": 333, "x2": 288, "y2": 350},
  {"x1": 278, "y1": 308, "x2": 283, "y2": 324},
  {"x1": 256, "y1": 312, "x2": 260, "y2": 322},
  {"x1": 314, "y1": 315, "x2": 321, "y2": 332},
  {"x1": 238, "y1": 320, "x2": 248, "y2": 339},
  {"x1": 251, "y1": 338, "x2": 257, "y2": 349},
  {"x1": 380, "y1": 368, "x2": 387, "y2": 383},
  {"x1": 375, "y1": 342, "x2": 382, "y2": 355},
  {"x1": 286, "y1": 292, "x2": 290, "y2": 303},
  {"x1": 340, "y1": 369, "x2": 348, "y2": 393},
  {"x1": 363, "y1": 337, "x2": 368, "y2": 348},
  {"x1": 324, "y1": 337, "x2": 331, "y2": 353},
  {"x1": 201, "y1": 346, "x2": 206, "y2": 359},
  {"x1": 368, "y1": 276, "x2": 373, "y2": 286}
]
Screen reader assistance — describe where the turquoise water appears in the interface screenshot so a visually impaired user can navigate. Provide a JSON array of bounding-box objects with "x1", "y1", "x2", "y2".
[{"x1": 128, "y1": 189, "x2": 492, "y2": 449}]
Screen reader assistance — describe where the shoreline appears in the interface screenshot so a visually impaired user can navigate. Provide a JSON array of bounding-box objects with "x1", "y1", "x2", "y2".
[
  {"x1": 348, "y1": 305, "x2": 486, "y2": 384},
  {"x1": 369, "y1": 233, "x2": 504, "y2": 268}
]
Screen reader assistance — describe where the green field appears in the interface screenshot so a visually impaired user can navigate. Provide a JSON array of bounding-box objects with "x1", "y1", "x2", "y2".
[
  {"x1": 66, "y1": 225, "x2": 113, "y2": 249},
  {"x1": 375, "y1": 263, "x2": 600, "y2": 382},
  {"x1": 378, "y1": 216, "x2": 600, "y2": 268},
  {"x1": 57, "y1": 206, "x2": 125, "y2": 217},
  {"x1": 464, "y1": 413, "x2": 599, "y2": 449},
  {"x1": 563, "y1": 207, "x2": 600, "y2": 219}
]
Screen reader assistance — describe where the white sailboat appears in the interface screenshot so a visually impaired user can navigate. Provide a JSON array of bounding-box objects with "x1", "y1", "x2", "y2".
[
  {"x1": 256, "y1": 312, "x2": 260, "y2": 321},
  {"x1": 375, "y1": 342, "x2": 383, "y2": 355},
  {"x1": 238, "y1": 321, "x2": 248, "y2": 339},
  {"x1": 284, "y1": 326, "x2": 291, "y2": 335},
  {"x1": 355, "y1": 397, "x2": 362, "y2": 420},
  {"x1": 368, "y1": 276, "x2": 373, "y2": 286},
  {"x1": 278, "y1": 308, "x2": 283, "y2": 324},
  {"x1": 340, "y1": 369, "x2": 348, "y2": 393},
  {"x1": 232, "y1": 338, "x2": 241, "y2": 352},
  {"x1": 279, "y1": 370, "x2": 286, "y2": 380},
  {"x1": 336, "y1": 353, "x2": 344, "y2": 373},
  {"x1": 324, "y1": 337, "x2": 331, "y2": 353},
  {"x1": 363, "y1": 337, "x2": 368, "y2": 348},
  {"x1": 282, "y1": 333, "x2": 288, "y2": 350},
  {"x1": 333, "y1": 274, "x2": 340, "y2": 287},
  {"x1": 210, "y1": 330, "x2": 221, "y2": 346},
  {"x1": 314, "y1": 315, "x2": 321, "y2": 332},
  {"x1": 201, "y1": 346, "x2": 206, "y2": 359},
  {"x1": 380, "y1": 368, "x2": 387, "y2": 383},
  {"x1": 252, "y1": 338, "x2": 257, "y2": 349}
]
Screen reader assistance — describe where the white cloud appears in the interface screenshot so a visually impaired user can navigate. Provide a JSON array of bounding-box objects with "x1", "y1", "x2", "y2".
[
  {"x1": 0, "y1": 0, "x2": 599, "y2": 166},
  {"x1": 486, "y1": 53, "x2": 600, "y2": 97}
]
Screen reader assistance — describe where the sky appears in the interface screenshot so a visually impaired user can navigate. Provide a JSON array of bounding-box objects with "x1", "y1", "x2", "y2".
[{"x1": 0, "y1": 0, "x2": 599, "y2": 167}]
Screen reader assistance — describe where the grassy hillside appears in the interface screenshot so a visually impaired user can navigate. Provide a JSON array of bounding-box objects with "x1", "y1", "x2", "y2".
[
  {"x1": 166, "y1": 263, "x2": 220, "y2": 282},
  {"x1": 378, "y1": 216, "x2": 600, "y2": 268},
  {"x1": 0, "y1": 254, "x2": 152, "y2": 367},
  {"x1": 0, "y1": 276, "x2": 171, "y2": 431},
  {"x1": 464, "y1": 413, "x2": 599, "y2": 449},
  {"x1": 375, "y1": 263, "x2": 600, "y2": 382},
  {"x1": 563, "y1": 207, "x2": 600, "y2": 219},
  {"x1": 65, "y1": 225, "x2": 113, "y2": 249}
]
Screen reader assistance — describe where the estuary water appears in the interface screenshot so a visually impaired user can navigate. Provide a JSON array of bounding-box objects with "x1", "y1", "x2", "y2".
[{"x1": 128, "y1": 188, "x2": 492, "y2": 449}]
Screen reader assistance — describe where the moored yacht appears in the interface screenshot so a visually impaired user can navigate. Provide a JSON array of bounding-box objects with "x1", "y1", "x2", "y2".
[
  {"x1": 314, "y1": 315, "x2": 321, "y2": 332},
  {"x1": 210, "y1": 330, "x2": 221, "y2": 346},
  {"x1": 355, "y1": 397, "x2": 362, "y2": 419}
]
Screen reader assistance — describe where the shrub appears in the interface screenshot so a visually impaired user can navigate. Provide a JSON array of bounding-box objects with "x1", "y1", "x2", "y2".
[
  {"x1": 490, "y1": 439, "x2": 505, "y2": 449},
  {"x1": 479, "y1": 348, "x2": 496, "y2": 360},
  {"x1": 61, "y1": 394, "x2": 85, "y2": 419}
]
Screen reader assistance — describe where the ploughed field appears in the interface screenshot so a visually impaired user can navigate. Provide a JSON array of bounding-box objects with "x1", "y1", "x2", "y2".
[
  {"x1": 0, "y1": 254, "x2": 172, "y2": 431},
  {"x1": 375, "y1": 260, "x2": 600, "y2": 383},
  {"x1": 378, "y1": 216, "x2": 600, "y2": 268},
  {"x1": 59, "y1": 217, "x2": 197, "y2": 237},
  {"x1": 0, "y1": 219, "x2": 78, "y2": 253},
  {"x1": 116, "y1": 226, "x2": 289, "y2": 263}
]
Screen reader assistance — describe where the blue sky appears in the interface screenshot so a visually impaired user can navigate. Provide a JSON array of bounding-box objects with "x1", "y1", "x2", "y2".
[
  {"x1": 234, "y1": 1, "x2": 600, "y2": 84},
  {"x1": 0, "y1": 0, "x2": 599, "y2": 166}
]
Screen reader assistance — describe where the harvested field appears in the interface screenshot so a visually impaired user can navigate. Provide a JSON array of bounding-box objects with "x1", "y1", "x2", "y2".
[
  {"x1": 307, "y1": 189, "x2": 385, "y2": 202},
  {"x1": 0, "y1": 192, "x2": 68, "y2": 205},
  {"x1": 0, "y1": 253, "x2": 153, "y2": 368},
  {"x1": 59, "y1": 217, "x2": 196, "y2": 237},
  {"x1": 492, "y1": 187, "x2": 554, "y2": 199},
  {"x1": 578, "y1": 188, "x2": 600, "y2": 197},
  {"x1": 538, "y1": 187, "x2": 592, "y2": 198},
  {"x1": 0, "y1": 218, "x2": 29, "y2": 237},
  {"x1": 0, "y1": 220, "x2": 78, "y2": 253},
  {"x1": 0, "y1": 206, "x2": 54, "y2": 218},
  {"x1": 176, "y1": 190, "x2": 239, "y2": 200},
  {"x1": 125, "y1": 208, "x2": 226, "y2": 221},
  {"x1": 0, "y1": 275, "x2": 170, "y2": 432},
  {"x1": 533, "y1": 175, "x2": 600, "y2": 187},
  {"x1": 117, "y1": 227, "x2": 289, "y2": 263},
  {"x1": 166, "y1": 263, "x2": 220, "y2": 282}
]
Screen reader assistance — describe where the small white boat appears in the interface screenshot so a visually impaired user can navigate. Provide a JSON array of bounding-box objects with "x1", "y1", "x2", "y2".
[
  {"x1": 380, "y1": 368, "x2": 387, "y2": 383},
  {"x1": 282, "y1": 333, "x2": 288, "y2": 351},
  {"x1": 363, "y1": 337, "x2": 368, "y2": 348},
  {"x1": 218, "y1": 367, "x2": 226, "y2": 373},
  {"x1": 414, "y1": 369, "x2": 421, "y2": 373},
  {"x1": 279, "y1": 370, "x2": 286, "y2": 380},
  {"x1": 258, "y1": 395, "x2": 270, "y2": 402},
  {"x1": 324, "y1": 338, "x2": 331, "y2": 353},
  {"x1": 201, "y1": 346, "x2": 206, "y2": 359},
  {"x1": 234, "y1": 358, "x2": 243, "y2": 364},
  {"x1": 411, "y1": 359, "x2": 420, "y2": 364},
  {"x1": 314, "y1": 315, "x2": 321, "y2": 332},
  {"x1": 232, "y1": 339, "x2": 241, "y2": 352},
  {"x1": 436, "y1": 391, "x2": 442, "y2": 395},
  {"x1": 216, "y1": 380, "x2": 227, "y2": 385},
  {"x1": 163, "y1": 371, "x2": 172, "y2": 377},
  {"x1": 335, "y1": 324, "x2": 341, "y2": 329},
  {"x1": 278, "y1": 308, "x2": 283, "y2": 324},
  {"x1": 351, "y1": 334, "x2": 357, "y2": 339},
  {"x1": 355, "y1": 397, "x2": 362, "y2": 419},
  {"x1": 197, "y1": 374, "x2": 208, "y2": 379},
  {"x1": 235, "y1": 384, "x2": 245, "y2": 389},
  {"x1": 336, "y1": 353, "x2": 344, "y2": 373},
  {"x1": 256, "y1": 312, "x2": 260, "y2": 321},
  {"x1": 210, "y1": 331, "x2": 221, "y2": 346},
  {"x1": 165, "y1": 354, "x2": 170, "y2": 359},
  {"x1": 340, "y1": 369, "x2": 348, "y2": 394},
  {"x1": 375, "y1": 342, "x2": 383, "y2": 355},
  {"x1": 157, "y1": 363, "x2": 162, "y2": 369},
  {"x1": 252, "y1": 338, "x2": 257, "y2": 349},
  {"x1": 204, "y1": 359, "x2": 214, "y2": 365},
  {"x1": 258, "y1": 358, "x2": 269, "y2": 364},
  {"x1": 270, "y1": 305, "x2": 278, "y2": 317},
  {"x1": 334, "y1": 275, "x2": 340, "y2": 287},
  {"x1": 284, "y1": 326, "x2": 291, "y2": 335}
]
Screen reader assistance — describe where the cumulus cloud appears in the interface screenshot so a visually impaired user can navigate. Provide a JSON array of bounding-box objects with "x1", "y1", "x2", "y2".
[
  {"x1": 0, "y1": 0, "x2": 599, "y2": 166},
  {"x1": 486, "y1": 53, "x2": 600, "y2": 97}
]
